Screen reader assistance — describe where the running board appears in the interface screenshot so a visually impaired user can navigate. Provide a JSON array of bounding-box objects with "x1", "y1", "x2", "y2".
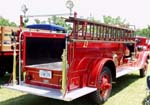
[
  {"x1": 3, "y1": 83, "x2": 96, "y2": 101},
  {"x1": 116, "y1": 66, "x2": 140, "y2": 78}
]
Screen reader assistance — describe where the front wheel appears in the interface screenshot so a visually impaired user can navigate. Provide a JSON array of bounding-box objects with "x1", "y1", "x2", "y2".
[
  {"x1": 140, "y1": 60, "x2": 148, "y2": 77},
  {"x1": 92, "y1": 67, "x2": 112, "y2": 104}
]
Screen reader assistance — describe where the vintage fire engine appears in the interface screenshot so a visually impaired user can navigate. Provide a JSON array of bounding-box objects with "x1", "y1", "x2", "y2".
[
  {"x1": 5, "y1": 15, "x2": 150, "y2": 104},
  {"x1": 0, "y1": 26, "x2": 19, "y2": 77}
]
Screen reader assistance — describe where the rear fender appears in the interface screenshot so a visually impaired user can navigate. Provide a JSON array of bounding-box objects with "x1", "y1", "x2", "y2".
[{"x1": 88, "y1": 58, "x2": 114, "y2": 87}]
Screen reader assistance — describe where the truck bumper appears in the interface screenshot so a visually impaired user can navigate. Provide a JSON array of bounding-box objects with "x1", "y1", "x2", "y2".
[{"x1": 3, "y1": 83, "x2": 96, "y2": 101}]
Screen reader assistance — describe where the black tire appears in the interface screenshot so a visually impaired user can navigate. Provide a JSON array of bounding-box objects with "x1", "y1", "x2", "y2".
[
  {"x1": 140, "y1": 61, "x2": 148, "y2": 77},
  {"x1": 140, "y1": 68, "x2": 146, "y2": 77},
  {"x1": 147, "y1": 76, "x2": 150, "y2": 89},
  {"x1": 91, "y1": 67, "x2": 112, "y2": 104}
]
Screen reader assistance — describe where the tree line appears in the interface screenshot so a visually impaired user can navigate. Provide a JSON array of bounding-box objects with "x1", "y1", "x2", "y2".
[
  {"x1": 0, "y1": 16, "x2": 17, "y2": 27},
  {"x1": 136, "y1": 26, "x2": 150, "y2": 37},
  {"x1": 0, "y1": 15, "x2": 150, "y2": 37}
]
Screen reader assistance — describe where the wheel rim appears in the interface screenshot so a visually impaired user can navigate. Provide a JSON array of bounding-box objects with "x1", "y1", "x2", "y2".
[{"x1": 99, "y1": 73, "x2": 112, "y2": 99}]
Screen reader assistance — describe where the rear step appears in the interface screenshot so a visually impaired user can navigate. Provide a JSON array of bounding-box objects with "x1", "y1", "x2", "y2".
[
  {"x1": 116, "y1": 66, "x2": 140, "y2": 78},
  {"x1": 3, "y1": 83, "x2": 96, "y2": 101}
]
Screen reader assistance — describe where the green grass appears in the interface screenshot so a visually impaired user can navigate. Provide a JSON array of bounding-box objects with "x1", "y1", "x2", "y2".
[{"x1": 0, "y1": 72, "x2": 148, "y2": 105}]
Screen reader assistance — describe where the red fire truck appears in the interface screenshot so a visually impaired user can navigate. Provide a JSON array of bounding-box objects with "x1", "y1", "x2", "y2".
[{"x1": 5, "y1": 16, "x2": 150, "y2": 104}]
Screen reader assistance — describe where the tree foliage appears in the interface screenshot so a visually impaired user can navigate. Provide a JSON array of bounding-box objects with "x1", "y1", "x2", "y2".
[
  {"x1": 102, "y1": 16, "x2": 150, "y2": 37},
  {"x1": 136, "y1": 26, "x2": 150, "y2": 37},
  {"x1": 0, "y1": 16, "x2": 17, "y2": 27},
  {"x1": 102, "y1": 15, "x2": 129, "y2": 28},
  {"x1": 34, "y1": 18, "x2": 41, "y2": 24},
  {"x1": 34, "y1": 16, "x2": 71, "y2": 30}
]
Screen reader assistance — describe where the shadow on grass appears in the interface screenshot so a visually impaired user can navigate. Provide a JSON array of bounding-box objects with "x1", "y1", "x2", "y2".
[
  {"x1": 142, "y1": 97, "x2": 147, "y2": 105},
  {"x1": 111, "y1": 73, "x2": 140, "y2": 97},
  {"x1": 142, "y1": 89, "x2": 150, "y2": 105},
  {"x1": 0, "y1": 74, "x2": 11, "y2": 85},
  {"x1": 0, "y1": 94, "x2": 96, "y2": 105},
  {"x1": 0, "y1": 73, "x2": 141, "y2": 105}
]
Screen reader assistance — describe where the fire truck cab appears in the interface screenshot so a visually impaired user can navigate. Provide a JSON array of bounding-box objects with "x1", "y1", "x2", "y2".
[
  {"x1": 5, "y1": 16, "x2": 149, "y2": 104},
  {"x1": 135, "y1": 36, "x2": 150, "y2": 51}
]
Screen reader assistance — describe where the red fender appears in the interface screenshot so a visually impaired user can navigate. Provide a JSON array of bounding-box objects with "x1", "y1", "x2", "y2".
[
  {"x1": 137, "y1": 51, "x2": 149, "y2": 69},
  {"x1": 88, "y1": 58, "x2": 114, "y2": 87}
]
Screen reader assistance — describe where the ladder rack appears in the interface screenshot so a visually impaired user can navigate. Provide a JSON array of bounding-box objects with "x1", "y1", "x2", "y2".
[{"x1": 66, "y1": 17, "x2": 135, "y2": 41}]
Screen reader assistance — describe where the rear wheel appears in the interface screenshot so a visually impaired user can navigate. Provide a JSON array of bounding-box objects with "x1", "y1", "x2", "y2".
[{"x1": 92, "y1": 67, "x2": 112, "y2": 104}]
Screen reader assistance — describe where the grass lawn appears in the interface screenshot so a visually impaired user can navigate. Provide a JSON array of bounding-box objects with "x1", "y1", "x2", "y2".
[{"x1": 0, "y1": 71, "x2": 148, "y2": 105}]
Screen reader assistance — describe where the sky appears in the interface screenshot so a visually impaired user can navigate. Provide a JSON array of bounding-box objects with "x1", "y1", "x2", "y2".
[{"x1": 0, "y1": 0, "x2": 150, "y2": 29}]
